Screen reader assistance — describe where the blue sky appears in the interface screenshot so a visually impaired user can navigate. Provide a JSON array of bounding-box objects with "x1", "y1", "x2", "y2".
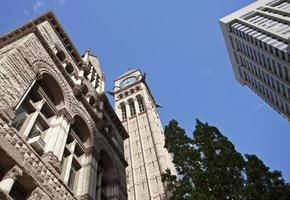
[{"x1": 1, "y1": 0, "x2": 290, "y2": 181}]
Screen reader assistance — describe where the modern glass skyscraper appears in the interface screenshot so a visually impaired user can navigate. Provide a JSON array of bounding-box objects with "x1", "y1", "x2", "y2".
[{"x1": 220, "y1": 0, "x2": 290, "y2": 120}]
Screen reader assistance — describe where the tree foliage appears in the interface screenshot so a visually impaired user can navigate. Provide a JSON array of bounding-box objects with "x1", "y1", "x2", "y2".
[{"x1": 162, "y1": 119, "x2": 290, "y2": 200}]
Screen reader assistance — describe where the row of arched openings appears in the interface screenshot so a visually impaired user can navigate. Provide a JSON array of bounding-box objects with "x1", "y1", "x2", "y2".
[
  {"x1": 120, "y1": 95, "x2": 145, "y2": 120},
  {"x1": 9, "y1": 72, "x2": 117, "y2": 199}
]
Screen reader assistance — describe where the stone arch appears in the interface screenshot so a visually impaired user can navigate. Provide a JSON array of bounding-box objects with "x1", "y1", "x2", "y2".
[
  {"x1": 32, "y1": 60, "x2": 75, "y2": 110},
  {"x1": 94, "y1": 136, "x2": 120, "y2": 176},
  {"x1": 71, "y1": 115, "x2": 93, "y2": 148},
  {"x1": 70, "y1": 103, "x2": 96, "y2": 146},
  {"x1": 127, "y1": 98, "x2": 136, "y2": 116},
  {"x1": 38, "y1": 73, "x2": 65, "y2": 107},
  {"x1": 99, "y1": 150, "x2": 118, "y2": 184},
  {"x1": 135, "y1": 94, "x2": 145, "y2": 112},
  {"x1": 90, "y1": 137, "x2": 120, "y2": 200}
]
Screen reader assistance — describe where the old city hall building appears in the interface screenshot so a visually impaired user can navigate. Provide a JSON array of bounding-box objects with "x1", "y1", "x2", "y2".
[{"x1": 0, "y1": 12, "x2": 129, "y2": 200}]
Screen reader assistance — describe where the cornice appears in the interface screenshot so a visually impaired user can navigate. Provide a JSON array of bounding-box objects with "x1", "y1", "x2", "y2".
[
  {"x1": 114, "y1": 75, "x2": 158, "y2": 107},
  {"x1": 114, "y1": 68, "x2": 139, "y2": 82},
  {"x1": 0, "y1": 11, "x2": 85, "y2": 71}
]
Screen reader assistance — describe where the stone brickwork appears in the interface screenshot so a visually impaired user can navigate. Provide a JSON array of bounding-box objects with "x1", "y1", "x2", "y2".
[
  {"x1": 114, "y1": 69, "x2": 176, "y2": 200},
  {"x1": 0, "y1": 11, "x2": 128, "y2": 200}
]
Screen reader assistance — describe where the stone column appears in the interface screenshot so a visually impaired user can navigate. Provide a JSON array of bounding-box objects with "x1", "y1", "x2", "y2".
[
  {"x1": 106, "y1": 181, "x2": 118, "y2": 200},
  {"x1": 133, "y1": 97, "x2": 139, "y2": 115},
  {"x1": 43, "y1": 109, "x2": 72, "y2": 172},
  {"x1": 76, "y1": 153, "x2": 91, "y2": 196},
  {"x1": 87, "y1": 68, "x2": 93, "y2": 81},
  {"x1": 0, "y1": 165, "x2": 23, "y2": 194},
  {"x1": 92, "y1": 78, "x2": 97, "y2": 88},
  {"x1": 54, "y1": 116, "x2": 71, "y2": 161},
  {"x1": 125, "y1": 102, "x2": 130, "y2": 118},
  {"x1": 88, "y1": 154, "x2": 99, "y2": 200},
  {"x1": 96, "y1": 173, "x2": 103, "y2": 200}
]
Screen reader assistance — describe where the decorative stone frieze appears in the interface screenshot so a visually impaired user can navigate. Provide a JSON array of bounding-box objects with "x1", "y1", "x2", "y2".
[
  {"x1": 28, "y1": 187, "x2": 50, "y2": 200},
  {"x1": 3, "y1": 165, "x2": 23, "y2": 180},
  {"x1": 0, "y1": 106, "x2": 15, "y2": 126}
]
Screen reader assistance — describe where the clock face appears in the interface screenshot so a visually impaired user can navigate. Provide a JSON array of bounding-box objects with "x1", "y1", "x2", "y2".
[{"x1": 120, "y1": 76, "x2": 138, "y2": 88}]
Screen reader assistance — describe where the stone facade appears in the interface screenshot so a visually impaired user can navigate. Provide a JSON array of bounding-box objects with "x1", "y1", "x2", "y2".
[
  {"x1": 0, "y1": 11, "x2": 128, "y2": 200},
  {"x1": 113, "y1": 69, "x2": 176, "y2": 200}
]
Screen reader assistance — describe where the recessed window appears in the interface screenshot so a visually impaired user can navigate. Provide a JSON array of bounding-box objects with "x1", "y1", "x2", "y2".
[
  {"x1": 137, "y1": 95, "x2": 145, "y2": 112},
  {"x1": 12, "y1": 105, "x2": 29, "y2": 131},
  {"x1": 120, "y1": 103, "x2": 127, "y2": 120},
  {"x1": 128, "y1": 99, "x2": 136, "y2": 117},
  {"x1": 12, "y1": 74, "x2": 63, "y2": 156},
  {"x1": 65, "y1": 62, "x2": 74, "y2": 74}
]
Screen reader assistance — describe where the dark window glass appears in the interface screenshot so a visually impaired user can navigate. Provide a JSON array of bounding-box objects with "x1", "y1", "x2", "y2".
[
  {"x1": 12, "y1": 106, "x2": 28, "y2": 131},
  {"x1": 277, "y1": 63, "x2": 283, "y2": 78},
  {"x1": 284, "y1": 66, "x2": 289, "y2": 82},
  {"x1": 68, "y1": 163, "x2": 77, "y2": 190}
]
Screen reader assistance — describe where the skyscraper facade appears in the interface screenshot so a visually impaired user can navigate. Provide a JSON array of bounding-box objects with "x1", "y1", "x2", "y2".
[
  {"x1": 0, "y1": 12, "x2": 128, "y2": 200},
  {"x1": 220, "y1": 0, "x2": 290, "y2": 120},
  {"x1": 113, "y1": 69, "x2": 176, "y2": 200}
]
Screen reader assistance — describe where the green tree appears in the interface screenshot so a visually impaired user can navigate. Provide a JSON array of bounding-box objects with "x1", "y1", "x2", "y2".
[
  {"x1": 162, "y1": 119, "x2": 290, "y2": 200},
  {"x1": 244, "y1": 154, "x2": 290, "y2": 200}
]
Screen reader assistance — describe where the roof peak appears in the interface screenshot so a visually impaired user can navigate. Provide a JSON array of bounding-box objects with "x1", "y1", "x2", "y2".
[{"x1": 115, "y1": 68, "x2": 140, "y2": 81}]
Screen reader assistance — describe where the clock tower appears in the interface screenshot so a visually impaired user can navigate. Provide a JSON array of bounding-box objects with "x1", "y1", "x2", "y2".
[{"x1": 113, "y1": 69, "x2": 176, "y2": 200}]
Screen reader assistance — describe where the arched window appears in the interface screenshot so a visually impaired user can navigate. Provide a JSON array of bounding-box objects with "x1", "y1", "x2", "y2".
[
  {"x1": 128, "y1": 99, "x2": 136, "y2": 117},
  {"x1": 53, "y1": 45, "x2": 66, "y2": 62},
  {"x1": 12, "y1": 73, "x2": 64, "y2": 155},
  {"x1": 96, "y1": 150, "x2": 117, "y2": 200},
  {"x1": 136, "y1": 95, "x2": 145, "y2": 112},
  {"x1": 89, "y1": 96, "x2": 96, "y2": 106},
  {"x1": 61, "y1": 116, "x2": 91, "y2": 192},
  {"x1": 65, "y1": 62, "x2": 74, "y2": 74},
  {"x1": 120, "y1": 103, "x2": 127, "y2": 120}
]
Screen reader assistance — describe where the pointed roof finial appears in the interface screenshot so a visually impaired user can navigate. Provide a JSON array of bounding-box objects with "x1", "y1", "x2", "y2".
[
  {"x1": 84, "y1": 48, "x2": 91, "y2": 65},
  {"x1": 86, "y1": 48, "x2": 91, "y2": 54}
]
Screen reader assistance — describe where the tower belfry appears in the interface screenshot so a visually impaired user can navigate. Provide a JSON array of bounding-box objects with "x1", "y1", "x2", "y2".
[{"x1": 113, "y1": 69, "x2": 176, "y2": 200}]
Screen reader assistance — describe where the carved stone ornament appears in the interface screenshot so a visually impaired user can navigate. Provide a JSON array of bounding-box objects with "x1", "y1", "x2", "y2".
[
  {"x1": 28, "y1": 187, "x2": 50, "y2": 200},
  {"x1": 36, "y1": 72, "x2": 43, "y2": 81},
  {"x1": 3, "y1": 165, "x2": 23, "y2": 180},
  {"x1": 57, "y1": 108, "x2": 74, "y2": 124},
  {"x1": 73, "y1": 85, "x2": 83, "y2": 98},
  {"x1": 41, "y1": 152, "x2": 61, "y2": 173},
  {"x1": 79, "y1": 194, "x2": 93, "y2": 200},
  {"x1": 0, "y1": 107, "x2": 15, "y2": 126}
]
